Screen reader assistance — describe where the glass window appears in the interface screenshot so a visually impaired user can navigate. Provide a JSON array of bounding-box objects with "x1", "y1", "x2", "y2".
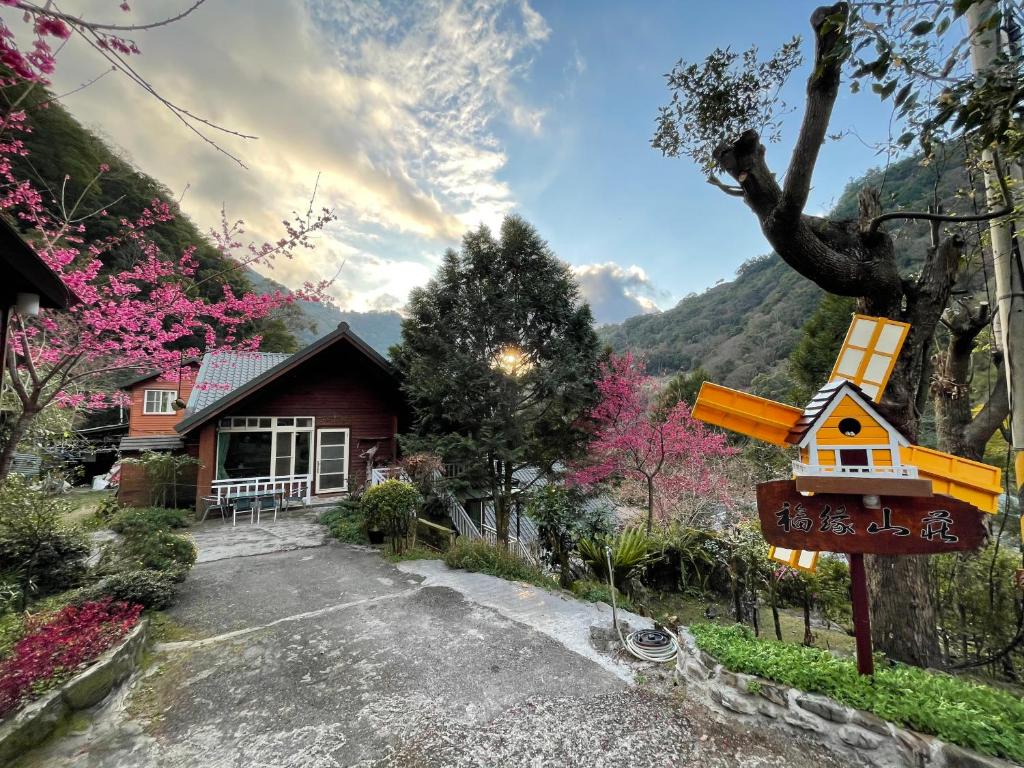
[
  {"x1": 277, "y1": 417, "x2": 294, "y2": 427},
  {"x1": 295, "y1": 431, "x2": 311, "y2": 475},
  {"x1": 143, "y1": 390, "x2": 176, "y2": 414},
  {"x1": 216, "y1": 431, "x2": 273, "y2": 479},
  {"x1": 274, "y1": 432, "x2": 293, "y2": 477}
]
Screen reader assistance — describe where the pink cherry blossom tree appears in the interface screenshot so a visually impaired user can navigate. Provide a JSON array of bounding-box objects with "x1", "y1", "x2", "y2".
[
  {"x1": 0, "y1": 3, "x2": 335, "y2": 480},
  {"x1": 570, "y1": 352, "x2": 734, "y2": 534}
]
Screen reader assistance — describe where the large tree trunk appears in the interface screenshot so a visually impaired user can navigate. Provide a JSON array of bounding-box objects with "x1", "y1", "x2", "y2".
[{"x1": 933, "y1": 303, "x2": 1009, "y2": 461}]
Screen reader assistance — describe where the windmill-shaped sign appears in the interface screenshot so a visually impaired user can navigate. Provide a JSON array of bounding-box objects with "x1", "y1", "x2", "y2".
[{"x1": 692, "y1": 314, "x2": 1001, "y2": 674}]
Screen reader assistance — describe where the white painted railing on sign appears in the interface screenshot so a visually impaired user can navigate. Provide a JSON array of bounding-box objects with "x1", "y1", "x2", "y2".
[
  {"x1": 210, "y1": 474, "x2": 312, "y2": 503},
  {"x1": 791, "y1": 461, "x2": 918, "y2": 479}
]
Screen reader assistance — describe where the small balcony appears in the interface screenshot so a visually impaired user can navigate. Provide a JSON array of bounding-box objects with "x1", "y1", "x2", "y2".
[{"x1": 791, "y1": 461, "x2": 919, "y2": 479}]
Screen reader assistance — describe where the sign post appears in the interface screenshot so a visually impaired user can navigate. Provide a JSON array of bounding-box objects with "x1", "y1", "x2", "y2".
[{"x1": 849, "y1": 554, "x2": 873, "y2": 676}]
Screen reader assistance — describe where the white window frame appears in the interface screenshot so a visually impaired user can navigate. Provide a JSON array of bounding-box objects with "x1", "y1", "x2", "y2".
[
  {"x1": 215, "y1": 416, "x2": 315, "y2": 480},
  {"x1": 143, "y1": 389, "x2": 177, "y2": 415}
]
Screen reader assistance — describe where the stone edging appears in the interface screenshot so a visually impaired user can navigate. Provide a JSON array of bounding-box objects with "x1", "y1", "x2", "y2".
[
  {"x1": 0, "y1": 618, "x2": 148, "y2": 765},
  {"x1": 675, "y1": 628, "x2": 1020, "y2": 768}
]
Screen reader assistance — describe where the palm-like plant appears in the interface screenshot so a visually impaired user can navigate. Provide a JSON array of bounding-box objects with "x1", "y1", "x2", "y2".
[{"x1": 579, "y1": 527, "x2": 661, "y2": 590}]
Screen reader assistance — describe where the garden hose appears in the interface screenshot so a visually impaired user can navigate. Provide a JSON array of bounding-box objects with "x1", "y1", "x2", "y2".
[{"x1": 605, "y1": 546, "x2": 679, "y2": 664}]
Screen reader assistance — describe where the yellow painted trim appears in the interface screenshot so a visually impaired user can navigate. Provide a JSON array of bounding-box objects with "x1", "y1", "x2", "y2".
[{"x1": 828, "y1": 314, "x2": 911, "y2": 402}]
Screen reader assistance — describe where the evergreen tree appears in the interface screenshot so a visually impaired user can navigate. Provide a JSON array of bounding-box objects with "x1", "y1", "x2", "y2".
[
  {"x1": 786, "y1": 294, "x2": 856, "y2": 403},
  {"x1": 393, "y1": 216, "x2": 600, "y2": 544}
]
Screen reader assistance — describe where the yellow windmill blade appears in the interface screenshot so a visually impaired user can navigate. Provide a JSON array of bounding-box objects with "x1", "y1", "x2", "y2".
[
  {"x1": 692, "y1": 382, "x2": 804, "y2": 446},
  {"x1": 829, "y1": 314, "x2": 910, "y2": 402},
  {"x1": 768, "y1": 546, "x2": 819, "y2": 573},
  {"x1": 900, "y1": 445, "x2": 1002, "y2": 513}
]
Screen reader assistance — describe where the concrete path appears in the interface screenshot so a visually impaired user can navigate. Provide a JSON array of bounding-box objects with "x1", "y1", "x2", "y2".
[{"x1": 15, "y1": 516, "x2": 842, "y2": 768}]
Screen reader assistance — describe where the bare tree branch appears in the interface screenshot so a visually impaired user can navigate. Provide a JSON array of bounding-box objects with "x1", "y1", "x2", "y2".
[
  {"x1": 9, "y1": 1, "x2": 208, "y2": 34},
  {"x1": 868, "y1": 151, "x2": 1015, "y2": 234}
]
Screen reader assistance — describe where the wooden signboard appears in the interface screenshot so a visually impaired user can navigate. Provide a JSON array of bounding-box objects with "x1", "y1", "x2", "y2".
[{"x1": 756, "y1": 480, "x2": 987, "y2": 555}]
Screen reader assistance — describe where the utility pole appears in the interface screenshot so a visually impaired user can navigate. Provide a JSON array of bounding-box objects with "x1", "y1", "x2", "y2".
[{"x1": 967, "y1": 1, "x2": 1024, "y2": 508}]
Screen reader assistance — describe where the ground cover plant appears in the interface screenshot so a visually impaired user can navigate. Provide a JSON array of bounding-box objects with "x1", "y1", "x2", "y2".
[
  {"x1": 320, "y1": 501, "x2": 368, "y2": 544},
  {"x1": 108, "y1": 507, "x2": 192, "y2": 537},
  {"x1": 0, "y1": 599, "x2": 142, "y2": 718},
  {"x1": 82, "y1": 570, "x2": 179, "y2": 611},
  {"x1": 690, "y1": 623, "x2": 1024, "y2": 763},
  {"x1": 443, "y1": 539, "x2": 554, "y2": 590}
]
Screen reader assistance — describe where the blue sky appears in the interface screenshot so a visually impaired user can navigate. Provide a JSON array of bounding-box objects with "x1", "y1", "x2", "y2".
[{"x1": 38, "y1": 0, "x2": 908, "y2": 324}]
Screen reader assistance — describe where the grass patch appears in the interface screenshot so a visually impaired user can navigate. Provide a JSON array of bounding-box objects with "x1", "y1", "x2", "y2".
[
  {"x1": 147, "y1": 612, "x2": 198, "y2": 644},
  {"x1": 691, "y1": 622, "x2": 1024, "y2": 763},
  {"x1": 648, "y1": 592, "x2": 856, "y2": 656},
  {"x1": 443, "y1": 539, "x2": 555, "y2": 589},
  {"x1": 383, "y1": 546, "x2": 444, "y2": 563},
  {"x1": 570, "y1": 579, "x2": 635, "y2": 612},
  {"x1": 319, "y1": 502, "x2": 368, "y2": 544}
]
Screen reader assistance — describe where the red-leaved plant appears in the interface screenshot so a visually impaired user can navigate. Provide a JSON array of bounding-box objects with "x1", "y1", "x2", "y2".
[{"x1": 0, "y1": 599, "x2": 142, "y2": 718}]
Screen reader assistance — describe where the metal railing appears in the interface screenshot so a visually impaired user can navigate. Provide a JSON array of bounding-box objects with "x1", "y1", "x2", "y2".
[
  {"x1": 369, "y1": 465, "x2": 483, "y2": 541},
  {"x1": 367, "y1": 464, "x2": 545, "y2": 561},
  {"x1": 481, "y1": 524, "x2": 538, "y2": 565},
  {"x1": 210, "y1": 474, "x2": 312, "y2": 503},
  {"x1": 792, "y1": 461, "x2": 919, "y2": 479}
]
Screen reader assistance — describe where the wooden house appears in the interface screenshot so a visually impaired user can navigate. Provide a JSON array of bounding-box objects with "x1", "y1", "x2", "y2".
[
  {"x1": 116, "y1": 323, "x2": 409, "y2": 510},
  {"x1": 177, "y1": 323, "x2": 408, "y2": 509}
]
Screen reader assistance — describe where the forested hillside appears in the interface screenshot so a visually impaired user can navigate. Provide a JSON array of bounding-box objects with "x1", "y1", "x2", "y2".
[
  {"x1": 600, "y1": 147, "x2": 972, "y2": 390},
  {"x1": 246, "y1": 271, "x2": 402, "y2": 353},
  {"x1": 1, "y1": 80, "x2": 301, "y2": 352}
]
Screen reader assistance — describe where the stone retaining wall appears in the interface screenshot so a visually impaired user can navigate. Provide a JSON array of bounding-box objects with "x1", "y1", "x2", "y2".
[
  {"x1": 675, "y1": 628, "x2": 1019, "y2": 768},
  {"x1": 0, "y1": 618, "x2": 148, "y2": 764}
]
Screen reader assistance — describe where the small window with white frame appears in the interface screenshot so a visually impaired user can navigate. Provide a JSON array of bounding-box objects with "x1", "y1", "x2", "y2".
[{"x1": 143, "y1": 389, "x2": 177, "y2": 415}]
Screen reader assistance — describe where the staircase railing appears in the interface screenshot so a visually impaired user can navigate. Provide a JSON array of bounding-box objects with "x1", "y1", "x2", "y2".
[
  {"x1": 370, "y1": 465, "x2": 483, "y2": 541},
  {"x1": 368, "y1": 464, "x2": 549, "y2": 559}
]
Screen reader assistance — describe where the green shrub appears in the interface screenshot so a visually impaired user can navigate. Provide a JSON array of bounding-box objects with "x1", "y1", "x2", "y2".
[
  {"x1": 109, "y1": 506, "x2": 191, "y2": 536},
  {"x1": 579, "y1": 527, "x2": 660, "y2": 591},
  {"x1": 121, "y1": 530, "x2": 196, "y2": 578},
  {"x1": 570, "y1": 579, "x2": 634, "y2": 612},
  {"x1": 94, "y1": 495, "x2": 122, "y2": 521},
  {"x1": 361, "y1": 480, "x2": 420, "y2": 554},
  {"x1": 0, "y1": 479, "x2": 90, "y2": 606},
  {"x1": 319, "y1": 502, "x2": 367, "y2": 544},
  {"x1": 84, "y1": 569, "x2": 178, "y2": 610},
  {"x1": 0, "y1": 612, "x2": 25, "y2": 659},
  {"x1": 690, "y1": 623, "x2": 1024, "y2": 763},
  {"x1": 443, "y1": 539, "x2": 553, "y2": 589}
]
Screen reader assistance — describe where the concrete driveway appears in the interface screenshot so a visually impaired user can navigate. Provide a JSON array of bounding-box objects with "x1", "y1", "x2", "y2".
[{"x1": 17, "y1": 513, "x2": 841, "y2": 767}]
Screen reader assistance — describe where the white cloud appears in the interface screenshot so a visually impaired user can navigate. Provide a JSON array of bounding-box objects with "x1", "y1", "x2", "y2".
[
  {"x1": 23, "y1": 0, "x2": 550, "y2": 311},
  {"x1": 572, "y1": 262, "x2": 666, "y2": 325}
]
